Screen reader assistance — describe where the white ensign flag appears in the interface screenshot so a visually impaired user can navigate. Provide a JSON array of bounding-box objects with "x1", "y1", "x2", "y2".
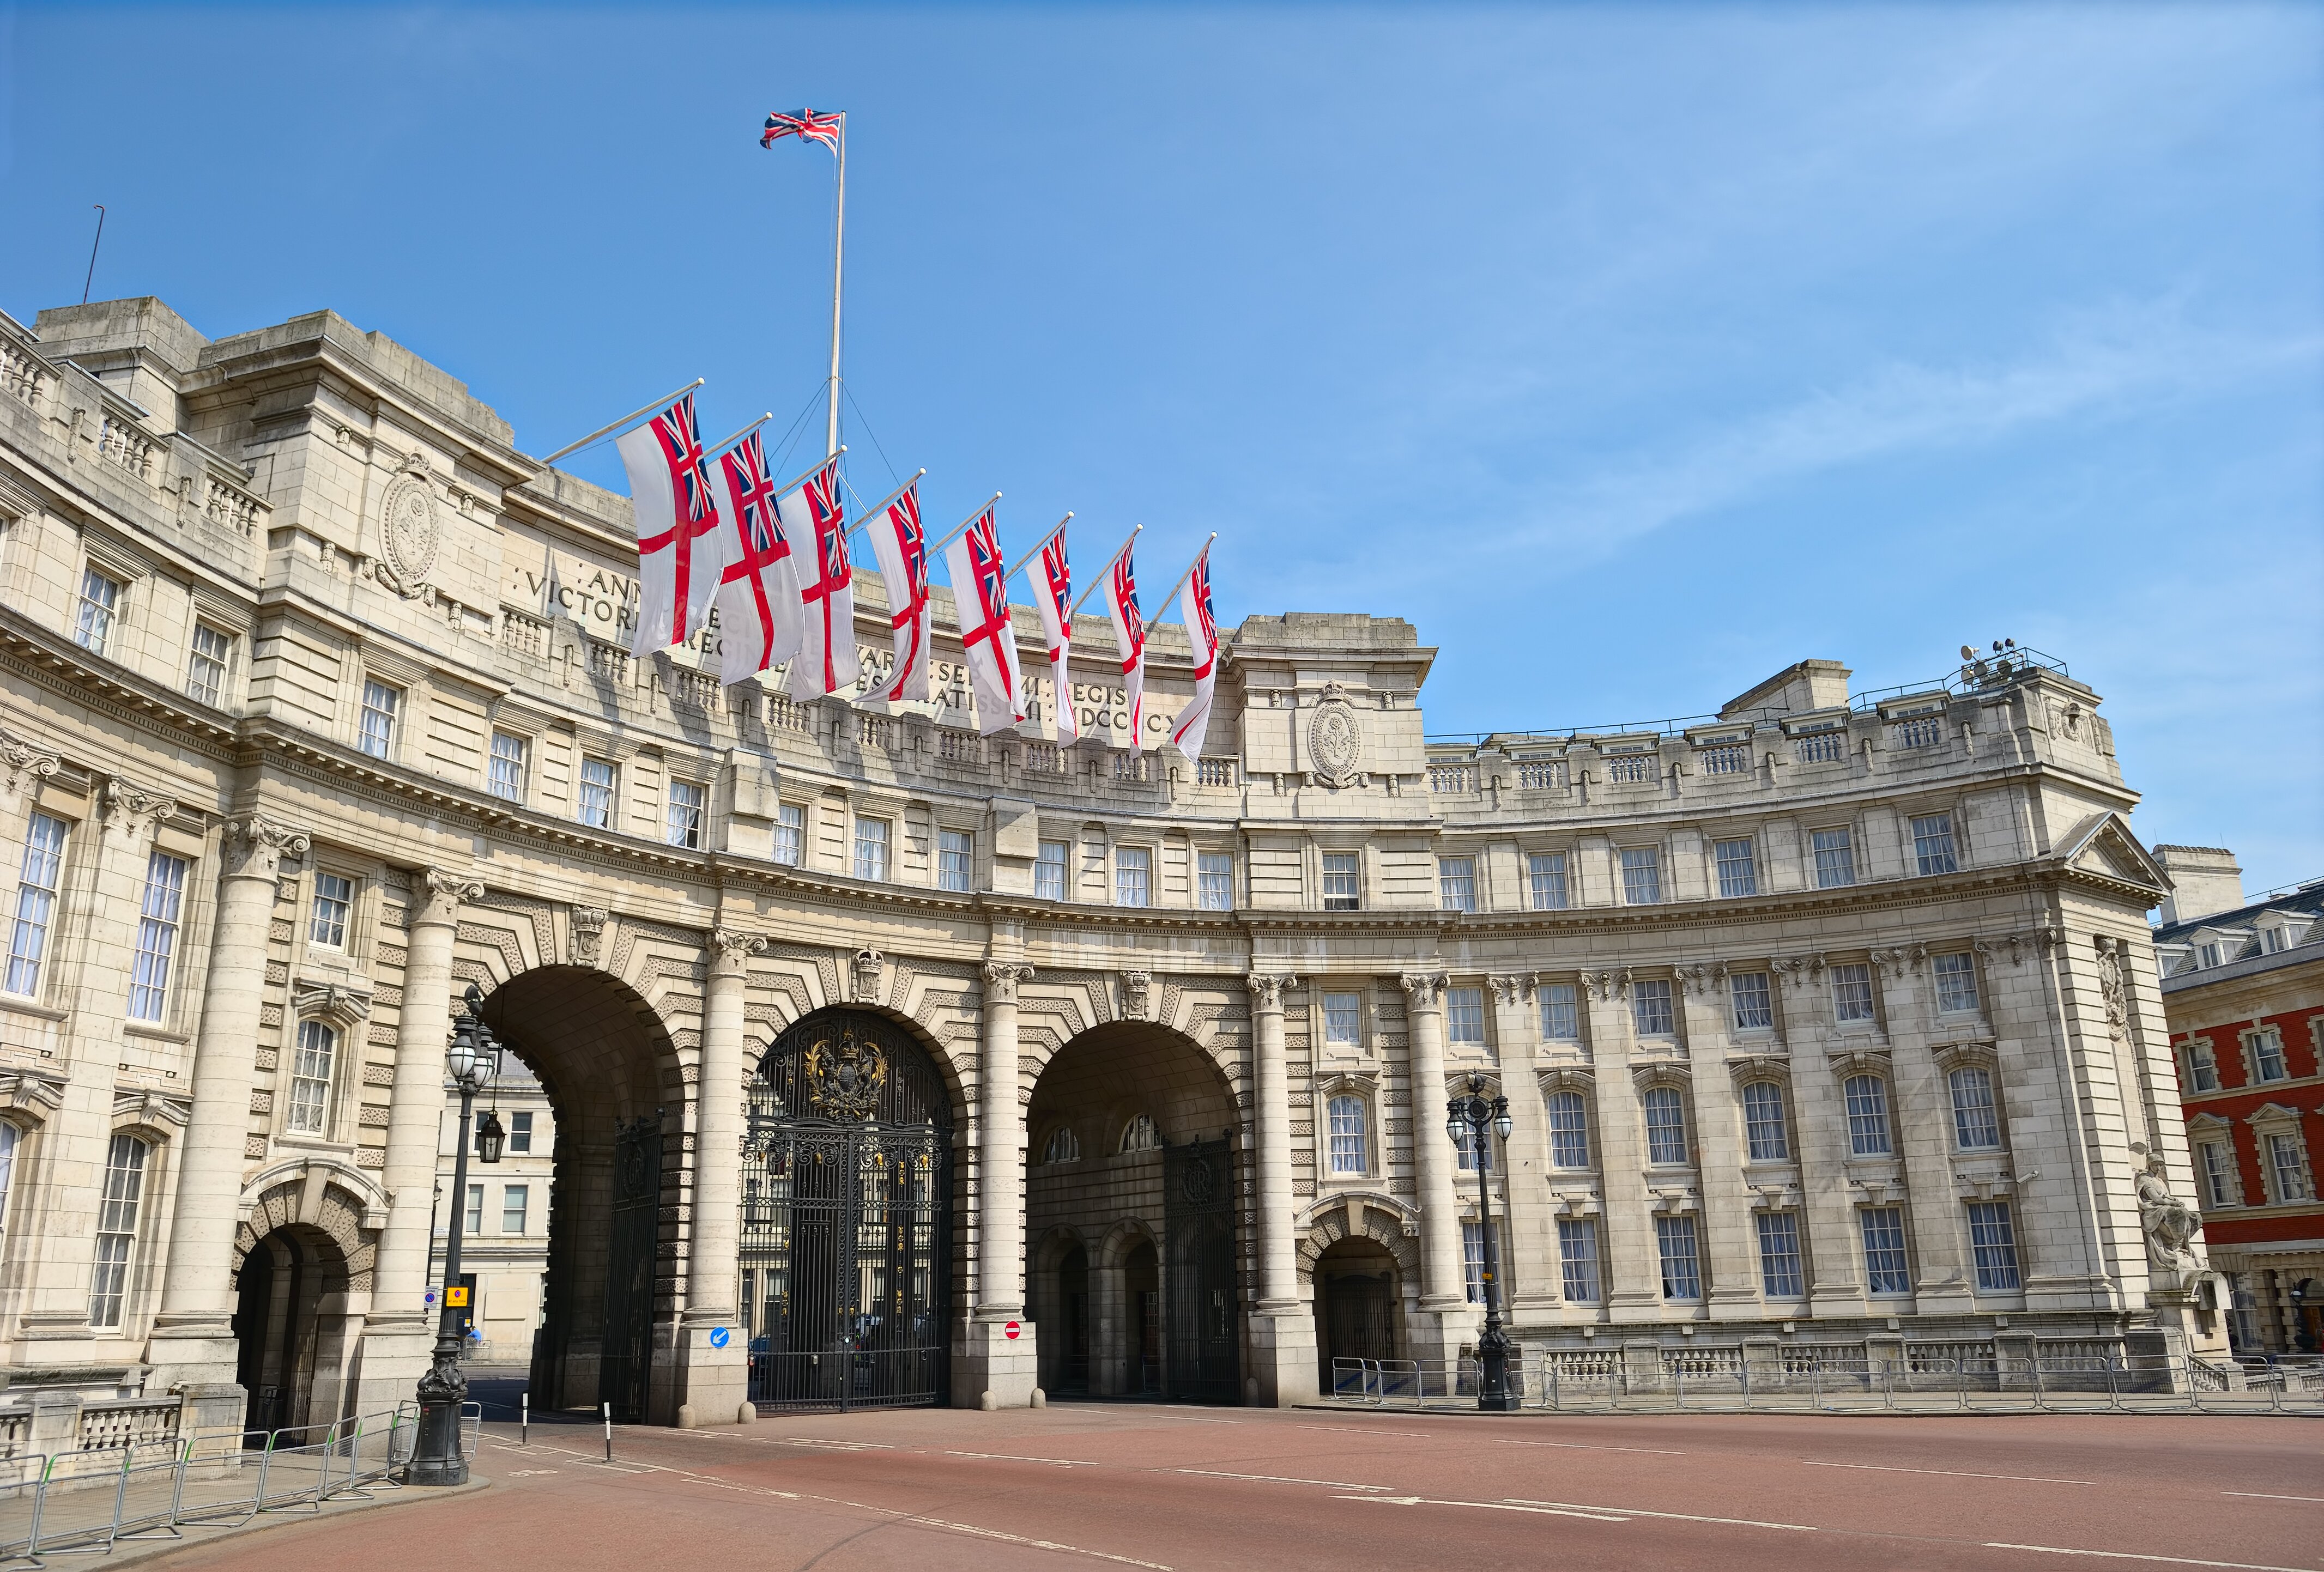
[
  {"x1": 1030, "y1": 526, "x2": 1077, "y2": 743},
  {"x1": 1169, "y1": 544, "x2": 1219, "y2": 761},
  {"x1": 942, "y1": 504, "x2": 1026, "y2": 735},
  {"x1": 1100, "y1": 537, "x2": 1148, "y2": 750},
  {"x1": 616, "y1": 391, "x2": 735, "y2": 658},
  {"x1": 780, "y1": 457, "x2": 860, "y2": 701}
]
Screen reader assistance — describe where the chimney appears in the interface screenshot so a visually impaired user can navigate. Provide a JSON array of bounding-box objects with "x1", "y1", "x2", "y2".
[{"x1": 2153, "y1": 846, "x2": 2246, "y2": 926}]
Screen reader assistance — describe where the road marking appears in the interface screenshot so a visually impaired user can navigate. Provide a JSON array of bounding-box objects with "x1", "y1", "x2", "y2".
[
  {"x1": 948, "y1": 1451, "x2": 1098, "y2": 1466},
  {"x1": 1803, "y1": 1460, "x2": 2091, "y2": 1485},
  {"x1": 1176, "y1": 1468, "x2": 1389, "y2": 1490},
  {"x1": 1506, "y1": 1499, "x2": 1818, "y2": 1532},
  {"x1": 504, "y1": 1468, "x2": 560, "y2": 1477},
  {"x1": 2222, "y1": 1492, "x2": 2324, "y2": 1503},
  {"x1": 1345, "y1": 1495, "x2": 1629, "y2": 1521},
  {"x1": 773, "y1": 1437, "x2": 892, "y2": 1450},
  {"x1": 1503, "y1": 1440, "x2": 1687, "y2": 1456},
  {"x1": 1297, "y1": 1425, "x2": 1446, "y2": 1438},
  {"x1": 1985, "y1": 1545, "x2": 2319, "y2": 1572}
]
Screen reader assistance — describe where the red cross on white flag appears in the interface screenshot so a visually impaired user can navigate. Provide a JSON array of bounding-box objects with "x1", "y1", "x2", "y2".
[
  {"x1": 864, "y1": 479, "x2": 933, "y2": 705},
  {"x1": 1029, "y1": 526, "x2": 1076, "y2": 744},
  {"x1": 1168, "y1": 544, "x2": 1219, "y2": 761},
  {"x1": 779, "y1": 458, "x2": 860, "y2": 701},
  {"x1": 618, "y1": 392, "x2": 737, "y2": 658},
  {"x1": 1101, "y1": 538, "x2": 1148, "y2": 750},
  {"x1": 710, "y1": 432, "x2": 805, "y2": 684},
  {"x1": 942, "y1": 503, "x2": 1026, "y2": 735}
]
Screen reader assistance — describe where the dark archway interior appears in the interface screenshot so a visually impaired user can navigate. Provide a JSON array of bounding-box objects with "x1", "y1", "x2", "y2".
[
  {"x1": 1312, "y1": 1236, "x2": 1405, "y2": 1391},
  {"x1": 232, "y1": 1225, "x2": 350, "y2": 1436}
]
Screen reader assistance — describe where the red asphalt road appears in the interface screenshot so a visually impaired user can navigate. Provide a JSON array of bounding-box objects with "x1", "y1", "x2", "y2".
[{"x1": 149, "y1": 1404, "x2": 2320, "y2": 1572}]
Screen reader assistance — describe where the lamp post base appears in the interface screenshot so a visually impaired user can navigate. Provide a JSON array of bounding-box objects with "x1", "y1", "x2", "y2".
[{"x1": 405, "y1": 1395, "x2": 468, "y2": 1486}]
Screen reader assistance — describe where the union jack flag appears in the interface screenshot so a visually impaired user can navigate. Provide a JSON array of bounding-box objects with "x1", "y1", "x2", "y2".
[{"x1": 761, "y1": 108, "x2": 843, "y2": 152}]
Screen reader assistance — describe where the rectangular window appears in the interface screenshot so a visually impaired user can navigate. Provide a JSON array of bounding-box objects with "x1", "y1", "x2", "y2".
[
  {"x1": 1730, "y1": 971, "x2": 1772, "y2": 1031},
  {"x1": 128, "y1": 849, "x2": 187, "y2": 1023},
  {"x1": 1714, "y1": 838, "x2": 1758, "y2": 898},
  {"x1": 1446, "y1": 986, "x2": 1485, "y2": 1045},
  {"x1": 773, "y1": 804, "x2": 805, "y2": 867},
  {"x1": 1322, "y1": 991, "x2": 1361, "y2": 1046},
  {"x1": 1557, "y1": 1218, "x2": 1601, "y2": 1303},
  {"x1": 488, "y1": 731, "x2": 529, "y2": 803},
  {"x1": 1742, "y1": 1081, "x2": 1789, "y2": 1162},
  {"x1": 1321, "y1": 852, "x2": 1361, "y2": 911},
  {"x1": 1860, "y1": 1206, "x2": 1911, "y2": 1295},
  {"x1": 75, "y1": 566, "x2": 122, "y2": 656},
  {"x1": 1438, "y1": 856, "x2": 1476, "y2": 913},
  {"x1": 2250, "y1": 1029, "x2": 2287, "y2": 1083},
  {"x1": 1844, "y1": 1075, "x2": 1893, "y2": 1156},
  {"x1": 1933, "y1": 952, "x2": 1980, "y2": 1013},
  {"x1": 1756, "y1": 1212, "x2": 1804, "y2": 1299},
  {"x1": 1115, "y1": 845, "x2": 1151, "y2": 907},
  {"x1": 502, "y1": 1185, "x2": 530, "y2": 1235},
  {"x1": 1632, "y1": 978, "x2": 1673, "y2": 1036},
  {"x1": 2199, "y1": 1142, "x2": 2235, "y2": 1207},
  {"x1": 465, "y1": 1183, "x2": 484, "y2": 1235},
  {"x1": 5, "y1": 812, "x2": 68, "y2": 998},
  {"x1": 665, "y1": 780, "x2": 705, "y2": 849},
  {"x1": 1812, "y1": 828, "x2": 1856, "y2": 889},
  {"x1": 88, "y1": 1134, "x2": 148, "y2": 1327},
  {"x1": 1832, "y1": 962, "x2": 1875, "y2": 1023},
  {"x1": 2182, "y1": 1042, "x2": 2219, "y2": 1094},
  {"x1": 1966, "y1": 1201, "x2": 2020, "y2": 1291},
  {"x1": 358, "y1": 679, "x2": 401, "y2": 760},
  {"x1": 510, "y1": 1110, "x2": 534, "y2": 1154},
  {"x1": 1462, "y1": 1221, "x2": 1488, "y2": 1304},
  {"x1": 1620, "y1": 846, "x2": 1662, "y2": 905},
  {"x1": 1539, "y1": 982, "x2": 1579, "y2": 1041},
  {"x1": 1546, "y1": 1090, "x2": 1590, "y2": 1168},
  {"x1": 286, "y1": 1019, "x2": 337, "y2": 1136},
  {"x1": 1655, "y1": 1215, "x2": 1702, "y2": 1300},
  {"x1": 186, "y1": 623, "x2": 231, "y2": 705},
  {"x1": 1198, "y1": 851, "x2": 1234, "y2": 912},
  {"x1": 1327, "y1": 1096, "x2": 1367, "y2": 1176},
  {"x1": 1911, "y1": 812, "x2": 1959, "y2": 876},
  {"x1": 309, "y1": 871, "x2": 353, "y2": 949},
  {"x1": 854, "y1": 817, "x2": 890, "y2": 882},
  {"x1": 578, "y1": 758, "x2": 617, "y2": 829},
  {"x1": 1949, "y1": 1066, "x2": 2001, "y2": 1150},
  {"x1": 1643, "y1": 1085, "x2": 1687, "y2": 1165},
  {"x1": 2268, "y1": 1133, "x2": 2313, "y2": 1202},
  {"x1": 1528, "y1": 852, "x2": 1569, "y2": 911},
  {"x1": 937, "y1": 829, "x2": 974, "y2": 893},
  {"x1": 1035, "y1": 839, "x2": 1069, "y2": 901}
]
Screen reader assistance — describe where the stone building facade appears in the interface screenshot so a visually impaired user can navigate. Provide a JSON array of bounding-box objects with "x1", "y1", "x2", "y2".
[{"x1": 0, "y1": 293, "x2": 2222, "y2": 1433}]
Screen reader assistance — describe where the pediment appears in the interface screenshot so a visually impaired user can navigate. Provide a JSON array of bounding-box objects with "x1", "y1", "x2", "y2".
[{"x1": 2055, "y1": 811, "x2": 2168, "y2": 895}]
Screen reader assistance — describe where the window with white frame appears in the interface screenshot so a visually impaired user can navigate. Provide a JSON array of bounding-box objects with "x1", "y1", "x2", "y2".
[
  {"x1": 1756, "y1": 1211, "x2": 1803, "y2": 1298},
  {"x1": 1642, "y1": 1085, "x2": 1687, "y2": 1164},
  {"x1": 186, "y1": 623, "x2": 232, "y2": 706},
  {"x1": 937, "y1": 829, "x2": 974, "y2": 893},
  {"x1": 1446, "y1": 986, "x2": 1485, "y2": 1045},
  {"x1": 1528, "y1": 852, "x2": 1569, "y2": 911},
  {"x1": 2199, "y1": 1139, "x2": 2238, "y2": 1207},
  {"x1": 503, "y1": 1185, "x2": 529, "y2": 1235},
  {"x1": 1911, "y1": 812, "x2": 1959, "y2": 875},
  {"x1": 1034, "y1": 839, "x2": 1068, "y2": 900},
  {"x1": 1844, "y1": 1074, "x2": 1892, "y2": 1156},
  {"x1": 487, "y1": 731, "x2": 529, "y2": 803},
  {"x1": 1119, "y1": 1113, "x2": 1161, "y2": 1154},
  {"x1": 1730, "y1": 971, "x2": 1773, "y2": 1031},
  {"x1": 854, "y1": 817, "x2": 891, "y2": 882},
  {"x1": 1632, "y1": 978, "x2": 1674, "y2": 1036},
  {"x1": 1040, "y1": 1126, "x2": 1080, "y2": 1166},
  {"x1": 1546, "y1": 1090, "x2": 1590, "y2": 1168},
  {"x1": 1948, "y1": 1066, "x2": 2001, "y2": 1150},
  {"x1": 309, "y1": 871, "x2": 353, "y2": 950},
  {"x1": 578, "y1": 757, "x2": 617, "y2": 829},
  {"x1": 2247, "y1": 1028, "x2": 2287, "y2": 1084},
  {"x1": 5, "y1": 813, "x2": 68, "y2": 998},
  {"x1": 128, "y1": 849, "x2": 187, "y2": 1023},
  {"x1": 0, "y1": 1123, "x2": 18, "y2": 1243},
  {"x1": 465, "y1": 1184, "x2": 483, "y2": 1233},
  {"x1": 1812, "y1": 827, "x2": 1856, "y2": 889},
  {"x1": 1322, "y1": 991, "x2": 1361, "y2": 1048},
  {"x1": 1455, "y1": 1119, "x2": 1494, "y2": 1173},
  {"x1": 1557, "y1": 1218, "x2": 1601, "y2": 1302},
  {"x1": 1115, "y1": 845, "x2": 1151, "y2": 907},
  {"x1": 358, "y1": 679, "x2": 402, "y2": 760},
  {"x1": 2181, "y1": 1040, "x2": 2220, "y2": 1094},
  {"x1": 88, "y1": 1133, "x2": 149, "y2": 1327},
  {"x1": 1655, "y1": 1215, "x2": 1702, "y2": 1300},
  {"x1": 75, "y1": 566, "x2": 122, "y2": 656},
  {"x1": 1540, "y1": 982, "x2": 1579, "y2": 1041},
  {"x1": 509, "y1": 1112, "x2": 533, "y2": 1153},
  {"x1": 1832, "y1": 962, "x2": 1875, "y2": 1024},
  {"x1": 666, "y1": 780, "x2": 705, "y2": 849},
  {"x1": 1933, "y1": 951, "x2": 1980, "y2": 1014},
  {"x1": 1741, "y1": 1081, "x2": 1789, "y2": 1161},
  {"x1": 286, "y1": 1019, "x2": 337, "y2": 1136},
  {"x1": 1198, "y1": 851, "x2": 1234, "y2": 911},
  {"x1": 1321, "y1": 851, "x2": 1361, "y2": 911},
  {"x1": 2266, "y1": 1131, "x2": 2313, "y2": 1203},
  {"x1": 1714, "y1": 838, "x2": 1758, "y2": 898},
  {"x1": 1462, "y1": 1220, "x2": 1489, "y2": 1303},
  {"x1": 1860, "y1": 1206, "x2": 1911, "y2": 1295},
  {"x1": 1620, "y1": 846, "x2": 1662, "y2": 905},
  {"x1": 1326, "y1": 1095, "x2": 1367, "y2": 1175},
  {"x1": 1966, "y1": 1201, "x2": 2020, "y2": 1291},
  {"x1": 1439, "y1": 856, "x2": 1476, "y2": 913},
  {"x1": 773, "y1": 804, "x2": 805, "y2": 867}
]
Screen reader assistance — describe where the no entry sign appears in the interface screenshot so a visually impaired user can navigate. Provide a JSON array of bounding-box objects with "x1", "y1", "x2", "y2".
[{"x1": 1003, "y1": 1320, "x2": 1021, "y2": 1340}]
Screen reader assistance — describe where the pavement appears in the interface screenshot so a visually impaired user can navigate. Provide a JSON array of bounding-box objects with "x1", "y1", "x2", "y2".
[{"x1": 138, "y1": 1394, "x2": 2321, "y2": 1572}]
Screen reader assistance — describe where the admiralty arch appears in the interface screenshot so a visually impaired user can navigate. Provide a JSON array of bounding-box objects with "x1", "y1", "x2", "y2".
[{"x1": 0, "y1": 294, "x2": 2224, "y2": 1434}]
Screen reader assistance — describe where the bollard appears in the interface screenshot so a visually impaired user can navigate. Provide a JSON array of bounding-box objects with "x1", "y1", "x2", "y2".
[
  {"x1": 602, "y1": 1402, "x2": 613, "y2": 1463},
  {"x1": 522, "y1": 1391, "x2": 529, "y2": 1447}
]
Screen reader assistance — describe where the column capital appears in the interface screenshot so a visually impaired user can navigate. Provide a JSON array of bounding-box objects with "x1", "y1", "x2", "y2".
[
  {"x1": 416, "y1": 866, "x2": 486, "y2": 927},
  {"x1": 982, "y1": 961, "x2": 1034, "y2": 1005},
  {"x1": 1486, "y1": 972, "x2": 1538, "y2": 1005},
  {"x1": 1398, "y1": 969, "x2": 1448, "y2": 1009},
  {"x1": 710, "y1": 928, "x2": 765, "y2": 976},
  {"x1": 221, "y1": 814, "x2": 312, "y2": 882},
  {"x1": 101, "y1": 774, "x2": 179, "y2": 843},
  {"x1": 1244, "y1": 972, "x2": 1299, "y2": 1011},
  {"x1": 0, "y1": 724, "x2": 61, "y2": 797}
]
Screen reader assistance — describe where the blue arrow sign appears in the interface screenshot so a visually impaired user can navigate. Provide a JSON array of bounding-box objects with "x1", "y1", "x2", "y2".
[{"x1": 709, "y1": 1326, "x2": 730, "y2": 1350}]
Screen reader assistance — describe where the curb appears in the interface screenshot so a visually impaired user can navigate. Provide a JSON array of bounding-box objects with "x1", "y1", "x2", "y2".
[{"x1": 93, "y1": 1473, "x2": 493, "y2": 1570}]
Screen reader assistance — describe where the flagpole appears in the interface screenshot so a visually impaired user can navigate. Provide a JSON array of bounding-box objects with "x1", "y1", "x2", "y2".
[
  {"x1": 1153, "y1": 534, "x2": 1217, "y2": 619},
  {"x1": 702, "y1": 412, "x2": 774, "y2": 457},
  {"x1": 930, "y1": 493, "x2": 1004, "y2": 562},
  {"x1": 769, "y1": 444, "x2": 845, "y2": 499},
  {"x1": 826, "y1": 113, "x2": 846, "y2": 459},
  {"x1": 1067, "y1": 525, "x2": 1142, "y2": 616},
  {"x1": 536, "y1": 377, "x2": 705, "y2": 465},
  {"x1": 1001, "y1": 512, "x2": 1073, "y2": 585},
  {"x1": 843, "y1": 468, "x2": 927, "y2": 542}
]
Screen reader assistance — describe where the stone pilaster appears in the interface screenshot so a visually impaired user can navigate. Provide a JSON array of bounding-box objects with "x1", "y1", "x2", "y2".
[
  {"x1": 1399, "y1": 970, "x2": 1469, "y2": 1363},
  {"x1": 1677, "y1": 972, "x2": 1756, "y2": 1319},
  {"x1": 1876, "y1": 951, "x2": 1975, "y2": 1312},
  {"x1": 958, "y1": 952, "x2": 1039, "y2": 1408},
  {"x1": 1489, "y1": 973, "x2": 1561, "y2": 1318},
  {"x1": 1583, "y1": 970, "x2": 1660, "y2": 1322},
  {"x1": 1772, "y1": 957, "x2": 1868, "y2": 1319},
  {"x1": 1245, "y1": 970, "x2": 1316, "y2": 1404},
  {"x1": 676, "y1": 927, "x2": 760, "y2": 1427}
]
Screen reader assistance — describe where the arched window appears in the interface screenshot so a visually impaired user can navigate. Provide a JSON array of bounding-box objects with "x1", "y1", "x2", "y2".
[
  {"x1": 89, "y1": 1133, "x2": 150, "y2": 1328},
  {"x1": 1326, "y1": 1096, "x2": 1367, "y2": 1176},
  {"x1": 1741, "y1": 1082, "x2": 1789, "y2": 1162},
  {"x1": 1546, "y1": 1090, "x2": 1590, "y2": 1169},
  {"x1": 1843, "y1": 1075, "x2": 1892, "y2": 1156},
  {"x1": 1119, "y1": 1114, "x2": 1161, "y2": 1154},
  {"x1": 1040, "y1": 1125, "x2": 1080, "y2": 1166},
  {"x1": 1643, "y1": 1086, "x2": 1688, "y2": 1166},
  {"x1": 286, "y1": 1019, "x2": 337, "y2": 1136},
  {"x1": 1948, "y1": 1067, "x2": 2001, "y2": 1151},
  {"x1": 0, "y1": 1122, "x2": 19, "y2": 1244}
]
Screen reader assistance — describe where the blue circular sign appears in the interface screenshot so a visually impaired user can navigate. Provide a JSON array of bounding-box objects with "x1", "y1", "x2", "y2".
[{"x1": 709, "y1": 1326, "x2": 730, "y2": 1350}]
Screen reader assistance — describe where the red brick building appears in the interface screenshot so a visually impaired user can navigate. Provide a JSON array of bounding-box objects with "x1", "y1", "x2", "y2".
[{"x1": 2153, "y1": 847, "x2": 2322, "y2": 1357}]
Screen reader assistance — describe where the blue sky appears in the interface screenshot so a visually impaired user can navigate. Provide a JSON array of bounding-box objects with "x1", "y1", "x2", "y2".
[{"x1": 4, "y1": 4, "x2": 2319, "y2": 890}]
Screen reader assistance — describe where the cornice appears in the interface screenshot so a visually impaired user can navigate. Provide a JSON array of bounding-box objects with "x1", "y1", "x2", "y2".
[{"x1": 0, "y1": 608, "x2": 240, "y2": 757}]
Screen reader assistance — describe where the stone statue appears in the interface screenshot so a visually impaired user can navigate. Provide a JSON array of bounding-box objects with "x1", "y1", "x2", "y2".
[{"x1": 2133, "y1": 1148, "x2": 2201, "y2": 1280}]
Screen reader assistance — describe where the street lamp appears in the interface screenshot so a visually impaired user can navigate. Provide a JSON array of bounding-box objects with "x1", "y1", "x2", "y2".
[
  {"x1": 408, "y1": 982, "x2": 499, "y2": 1485},
  {"x1": 1445, "y1": 1071, "x2": 1517, "y2": 1412}
]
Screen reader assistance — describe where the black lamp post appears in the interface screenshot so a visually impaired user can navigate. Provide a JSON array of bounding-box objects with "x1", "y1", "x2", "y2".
[
  {"x1": 408, "y1": 983, "x2": 500, "y2": 1485},
  {"x1": 1445, "y1": 1071, "x2": 1517, "y2": 1412}
]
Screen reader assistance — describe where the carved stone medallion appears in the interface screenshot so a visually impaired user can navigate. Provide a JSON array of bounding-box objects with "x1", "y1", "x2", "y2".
[
  {"x1": 802, "y1": 1025, "x2": 888, "y2": 1120},
  {"x1": 1308, "y1": 683, "x2": 1363, "y2": 788},
  {"x1": 377, "y1": 464, "x2": 440, "y2": 596}
]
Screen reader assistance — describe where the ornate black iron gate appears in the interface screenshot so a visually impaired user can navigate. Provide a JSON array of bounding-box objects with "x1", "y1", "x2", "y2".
[
  {"x1": 742, "y1": 1010, "x2": 952, "y2": 1411},
  {"x1": 1164, "y1": 1137, "x2": 1242, "y2": 1403},
  {"x1": 599, "y1": 1112, "x2": 663, "y2": 1423}
]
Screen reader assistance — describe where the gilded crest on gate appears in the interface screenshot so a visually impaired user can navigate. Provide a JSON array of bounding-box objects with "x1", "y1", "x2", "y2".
[{"x1": 802, "y1": 1027, "x2": 887, "y2": 1120}]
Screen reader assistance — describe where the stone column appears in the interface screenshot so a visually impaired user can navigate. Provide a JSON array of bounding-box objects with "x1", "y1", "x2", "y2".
[
  {"x1": 676, "y1": 928, "x2": 760, "y2": 1427},
  {"x1": 357, "y1": 866, "x2": 480, "y2": 1413},
  {"x1": 1245, "y1": 971, "x2": 1316, "y2": 1404},
  {"x1": 1399, "y1": 972, "x2": 1467, "y2": 1330},
  {"x1": 1876, "y1": 951, "x2": 1975, "y2": 1313},
  {"x1": 958, "y1": 952, "x2": 1039, "y2": 1408},
  {"x1": 1489, "y1": 974, "x2": 1561, "y2": 1319},
  {"x1": 146, "y1": 816, "x2": 310, "y2": 1393},
  {"x1": 1677, "y1": 971, "x2": 1758, "y2": 1320},
  {"x1": 1583, "y1": 971, "x2": 1661, "y2": 1322},
  {"x1": 1771, "y1": 957, "x2": 1868, "y2": 1320}
]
